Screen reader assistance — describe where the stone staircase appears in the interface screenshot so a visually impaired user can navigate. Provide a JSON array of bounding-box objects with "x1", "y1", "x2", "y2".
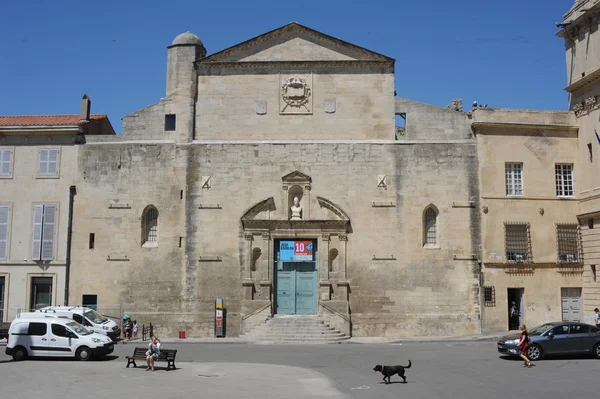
[{"x1": 240, "y1": 315, "x2": 350, "y2": 344}]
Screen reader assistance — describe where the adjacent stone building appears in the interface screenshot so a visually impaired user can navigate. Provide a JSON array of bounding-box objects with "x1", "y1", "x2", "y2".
[
  {"x1": 558, "y1": 0, "x2": 600, "y2": 325},
  {"x1": 69, "y1": 23, "x2": 482, "y2": 338},
  {"x1": 471, "y1": 108, "x2": 582, "y2": 332},
  {"x1": 0, "y1": 101, "x2": 115, "y2": 322}
]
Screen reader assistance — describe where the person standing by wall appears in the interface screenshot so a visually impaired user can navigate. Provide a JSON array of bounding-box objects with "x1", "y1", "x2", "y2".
[
  {"x1": 509, "y1": 302, "x2": 519, "y2": 330},
  {"x1": 594, "y1": 308, "x2": 600, "y2": 327}
]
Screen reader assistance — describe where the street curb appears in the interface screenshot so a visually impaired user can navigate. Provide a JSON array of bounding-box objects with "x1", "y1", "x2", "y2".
[
  {"x1": 390, "y1": 336, "x2": 501, "y2": 344},
  {"x1": 134, "y1": 336, "x2": 502, "y2": 345}
]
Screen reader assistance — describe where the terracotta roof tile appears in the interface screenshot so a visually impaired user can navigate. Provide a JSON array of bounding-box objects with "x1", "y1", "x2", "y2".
[{"x1": 0, "y1": 114, "x2": 108, "y2": 127}]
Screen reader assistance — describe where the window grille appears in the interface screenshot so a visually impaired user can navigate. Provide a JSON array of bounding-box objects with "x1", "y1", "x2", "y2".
[
  {"x1": 424, "y1": 207, "x2": 437, "y2": 245},
  {"x1": 556, "y1": 224, "x2": 580, "y2": 264},
  {"x1": 505, "y1": 163, "x2": 523, "y2": 196},
  {"x1": 483, "y1": 286, "x2": 495, "y2": 307},
  {"x1": 145, "y1": 207, "x2": 158, "y2": 243},
  {"x1": 504, "y1": 222, "x2": 531, "y2": 263},
  {"x1": 555, "y1": 164, "x2": 574, "y2": 197}
]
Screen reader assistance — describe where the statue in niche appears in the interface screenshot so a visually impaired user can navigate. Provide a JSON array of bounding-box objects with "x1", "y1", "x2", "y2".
[{"x1": 290, "y1": 196, "x2": 303, "y2": 220}]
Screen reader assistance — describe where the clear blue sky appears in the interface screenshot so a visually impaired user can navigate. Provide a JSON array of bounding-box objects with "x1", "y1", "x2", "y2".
[{"x1": 0, "y1": 0, "x2": 572, "y2": 133}]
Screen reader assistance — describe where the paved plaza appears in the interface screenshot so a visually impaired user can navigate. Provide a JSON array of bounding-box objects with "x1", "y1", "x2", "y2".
[{"x1": 1, "y1": 341, "x2": 599, "y2": 398}]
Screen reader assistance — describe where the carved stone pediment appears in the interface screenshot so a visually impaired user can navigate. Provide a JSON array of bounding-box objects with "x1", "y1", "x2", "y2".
[
  {"x1": 197, "y1": 22, "x2": 394, "y2": 64},
  {"x1": 282, "y1": 170, "x2": 311, "y2": 185},
  {"x1": 316, "y1": 196, "x2": 349, "y2": 221},
  {"x1": 241, "y1": 195, "x2": 351, "y2": 233},
  {"x1": 241, "y1": 197, "x2": 276, "y2": 222}
]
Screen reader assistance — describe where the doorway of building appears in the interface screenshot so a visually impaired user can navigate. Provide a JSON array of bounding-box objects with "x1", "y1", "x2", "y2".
[
  {"x1": 507, "y1": 288, "x2": 524, "y2": 330},
  {"x1": 274, "y1": 239, "x2": 318, "y2": 315},
  {"x1": 561, "y1": 287, "x2": 582, "y2": 322},
  {"x1": 30, "y1": 277, "x2": 52, "y2": 310}
]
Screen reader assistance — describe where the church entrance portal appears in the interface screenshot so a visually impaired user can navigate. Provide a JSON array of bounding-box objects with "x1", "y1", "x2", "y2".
[{"x1": 274, "y1": 239, "x2": 318, "y2": 315}]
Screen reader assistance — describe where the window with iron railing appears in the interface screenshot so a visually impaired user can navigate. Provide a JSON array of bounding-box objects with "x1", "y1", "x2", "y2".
[
  {"x1": 483, "y1": 286, "x2": 496, "y2": 307},
  {"x1": 556, "y1": 223, "x2": 580, "y2": 264},
  {"x1": 504, "y1": 222, "x2": 531, "y2": 263}
]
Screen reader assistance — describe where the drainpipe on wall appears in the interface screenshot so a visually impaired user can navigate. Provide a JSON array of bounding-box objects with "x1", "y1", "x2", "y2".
[
  {"x1": 65, "y1": 185, "x2": 77, "y2": 305},
  {"x1": 478, "y1": 260, "x2": 484, "y2": 334}
]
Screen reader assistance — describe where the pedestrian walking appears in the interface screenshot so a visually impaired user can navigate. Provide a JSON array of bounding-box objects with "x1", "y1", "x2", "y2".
[{"x1": 517, "y1": 324, "x2": 532, "y2": 368}]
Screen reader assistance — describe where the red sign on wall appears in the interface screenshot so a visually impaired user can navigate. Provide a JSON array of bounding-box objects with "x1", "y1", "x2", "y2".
[{"x1": 293, "y1": 241, "x2": 313, "y2": 261}]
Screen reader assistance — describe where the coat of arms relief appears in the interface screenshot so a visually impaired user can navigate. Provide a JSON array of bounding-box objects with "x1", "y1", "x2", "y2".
[{"x1": 280, "y1": 73, "x2": 312, "y2": 114}]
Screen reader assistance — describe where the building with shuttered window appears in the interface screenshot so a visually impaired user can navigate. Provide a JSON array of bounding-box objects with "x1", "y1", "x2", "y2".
[{"x1": 0, "y1": 100, "x2": 115, "y2": 321}]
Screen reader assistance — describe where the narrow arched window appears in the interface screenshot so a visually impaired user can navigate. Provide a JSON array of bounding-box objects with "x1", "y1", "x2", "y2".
[
  {"x1": 142, "y1": 205, "x2": 158, "y2": 246},
  {"x1": 424, "y1": 207, "x2": 438, "y2": 246}
]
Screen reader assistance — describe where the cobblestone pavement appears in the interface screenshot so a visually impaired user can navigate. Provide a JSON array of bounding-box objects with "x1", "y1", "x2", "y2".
[{"x1": 1, "y1": 341, "x2": 599, "y2": 398}]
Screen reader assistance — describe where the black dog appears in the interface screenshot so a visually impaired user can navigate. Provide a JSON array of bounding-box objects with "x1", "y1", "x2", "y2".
[{"x1": 373, "y1": 360, "x2": 411, "y2": 384}]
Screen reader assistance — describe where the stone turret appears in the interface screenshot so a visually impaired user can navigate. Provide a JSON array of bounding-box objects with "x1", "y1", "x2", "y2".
[{"x1": 166, "y1": 31, "x2": 206, "y2": 98}]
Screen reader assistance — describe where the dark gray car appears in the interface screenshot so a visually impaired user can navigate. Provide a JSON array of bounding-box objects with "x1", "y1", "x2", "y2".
[{"x1": 497, "y1": 322, "x2": 600, "y2": 360}]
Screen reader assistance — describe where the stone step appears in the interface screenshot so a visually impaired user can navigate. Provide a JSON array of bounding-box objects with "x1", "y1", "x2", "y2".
[
  {"x1": 266, "y1": 320, "x2": 326, "y2": 325},
  {"x1": 241, "y1": 316, "x2": 350, "y2": 344},
  {"x1": 252, "y1": 337, "x2": 351, "y2": 344},
  {"x1": 242, "y1": 331, "x2": 346, "y2": 338},
  {"x1": 249, "y1": 325, "x2": 337, "y2": 332}
]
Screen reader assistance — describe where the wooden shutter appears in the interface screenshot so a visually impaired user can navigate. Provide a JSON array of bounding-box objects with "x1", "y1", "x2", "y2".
[
  {"x1": 0, "y1": 149, "x2": 11, "y2": 176},
  {"x1": 32, "y1": 205, "x2": 44, "y2": 260},
  {"x1": 41, "y1": 205, "x2": 56, "y2": 260},
  {"x1": 47, "y1": 149, "x2": 58, "y2": 175},
  {"x1": 39, "y1": 149, "x2": 48, "y2": 175},
  {"x1": 0, "y1": 206, "x2": 9, "y2": 260}
]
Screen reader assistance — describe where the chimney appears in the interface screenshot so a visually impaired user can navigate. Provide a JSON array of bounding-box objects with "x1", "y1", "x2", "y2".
[{"x1": 80, "y1": 94, "x2": 91, "y2": 121}]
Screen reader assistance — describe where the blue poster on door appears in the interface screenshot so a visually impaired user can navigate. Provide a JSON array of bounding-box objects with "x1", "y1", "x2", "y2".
[{"x1": 279, "y1": 240, "x2": 314, "y2": 261}]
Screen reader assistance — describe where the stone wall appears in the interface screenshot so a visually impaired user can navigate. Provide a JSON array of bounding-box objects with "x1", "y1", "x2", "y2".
[
  {"x1": 71, "y1": 138, "x2": 480, "y2": 338},
  {"x1": 195, "y1": 67, "x2": 395, "y2": 141}
]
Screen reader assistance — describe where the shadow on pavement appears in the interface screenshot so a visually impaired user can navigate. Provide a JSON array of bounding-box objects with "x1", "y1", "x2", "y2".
[
  {"x1": 7, "y1": 355, "x2": 120, "y2": 363},
  {"x1": 499, "y1": 353, "x2": 596, "y2": 361}
]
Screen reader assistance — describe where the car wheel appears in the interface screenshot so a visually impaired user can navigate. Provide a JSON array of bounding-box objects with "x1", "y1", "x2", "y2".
[
  {"x1": 12, "y1": 346, "x2": 27, "y2": 361},
  {"x1": 526, "y1": 344, "x2": 542, "y2": 361},
  {"x1": 593, "y1": 344, "x2": 600, "y2": 359},
  {"x1": 75, "y1": 346, "x2": 92, "y2": 361}
]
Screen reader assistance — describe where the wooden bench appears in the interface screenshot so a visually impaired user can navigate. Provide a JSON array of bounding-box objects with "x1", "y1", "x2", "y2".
[{"x1": 125, "y1": 347, "x2": 178, "y2": 371}]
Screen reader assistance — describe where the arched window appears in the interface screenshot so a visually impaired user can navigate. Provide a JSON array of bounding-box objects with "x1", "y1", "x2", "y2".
[
  {"x1": 424, "y1": 206, "x2": 438, "y2": 246},
  {"x1": 142, "y1": 205, "x2": 159, "y2": 246}
]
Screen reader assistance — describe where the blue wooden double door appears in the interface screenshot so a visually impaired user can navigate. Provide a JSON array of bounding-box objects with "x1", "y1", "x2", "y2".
[{"x1": 276, "y1": 261, "x2": 318, "y2": 315}]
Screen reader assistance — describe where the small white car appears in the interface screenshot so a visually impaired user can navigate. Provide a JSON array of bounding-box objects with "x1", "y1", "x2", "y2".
[
  {"x1": 5, "y1": 317, "x2": 114, "y2": 361},
  {"x1": 37, "y1": 306, "x2": 121, "y2": 341}
]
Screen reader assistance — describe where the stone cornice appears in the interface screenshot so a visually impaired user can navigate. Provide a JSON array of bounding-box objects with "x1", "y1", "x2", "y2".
[
  {"x1": 199, "y1": 22, "x2": 394, "y2": 63},
  {"x1": 195, "y1": 60, "x2": 394, "y2": 70},
  {"x1": 242, "y1": 219, "x2": 351, "y2": 232},
  {"x1": 471, "y1": 121, "x2": 579, "y2": 133},
  {"x1": 565, "y1": 67, "x2": 600, "y2": 93}
]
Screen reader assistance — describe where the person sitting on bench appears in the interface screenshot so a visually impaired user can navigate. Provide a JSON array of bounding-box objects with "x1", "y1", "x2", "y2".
[{"x1": 145, "y1": 336, "x2": 161, "y2": 371}]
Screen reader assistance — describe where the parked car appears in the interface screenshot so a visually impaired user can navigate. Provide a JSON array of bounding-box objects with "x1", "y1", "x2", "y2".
[
  {"x1": 37, "y1": 306, "x2": 121, "y2": 341},
  {"x1": 497, "y1": 322, "x2": 600, "y2": 360},
  {"x1": 5, "y1": 317, "x2": 114, "y2": 361}
]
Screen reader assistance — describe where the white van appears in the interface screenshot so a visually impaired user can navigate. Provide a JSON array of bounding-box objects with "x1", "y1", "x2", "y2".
[
  {"x1": 5, "y1": 317, "x2": 114, "y2": 361},
  {"x1": 37, "y1": 306, "x2": 121, "y2": 340},
  {"x1": 15, "y1": 312, "x2": 70, "y2": 320}
]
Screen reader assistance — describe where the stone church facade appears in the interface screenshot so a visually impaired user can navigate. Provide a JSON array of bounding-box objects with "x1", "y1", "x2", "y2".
[{"x1": 70, "y1": 23, "x2": 482, "y2": 338}]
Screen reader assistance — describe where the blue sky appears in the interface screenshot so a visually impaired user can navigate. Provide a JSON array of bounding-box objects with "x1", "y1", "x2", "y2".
[{"x1": 0, "y1": 0, "x2": 572, "y2": 133}]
